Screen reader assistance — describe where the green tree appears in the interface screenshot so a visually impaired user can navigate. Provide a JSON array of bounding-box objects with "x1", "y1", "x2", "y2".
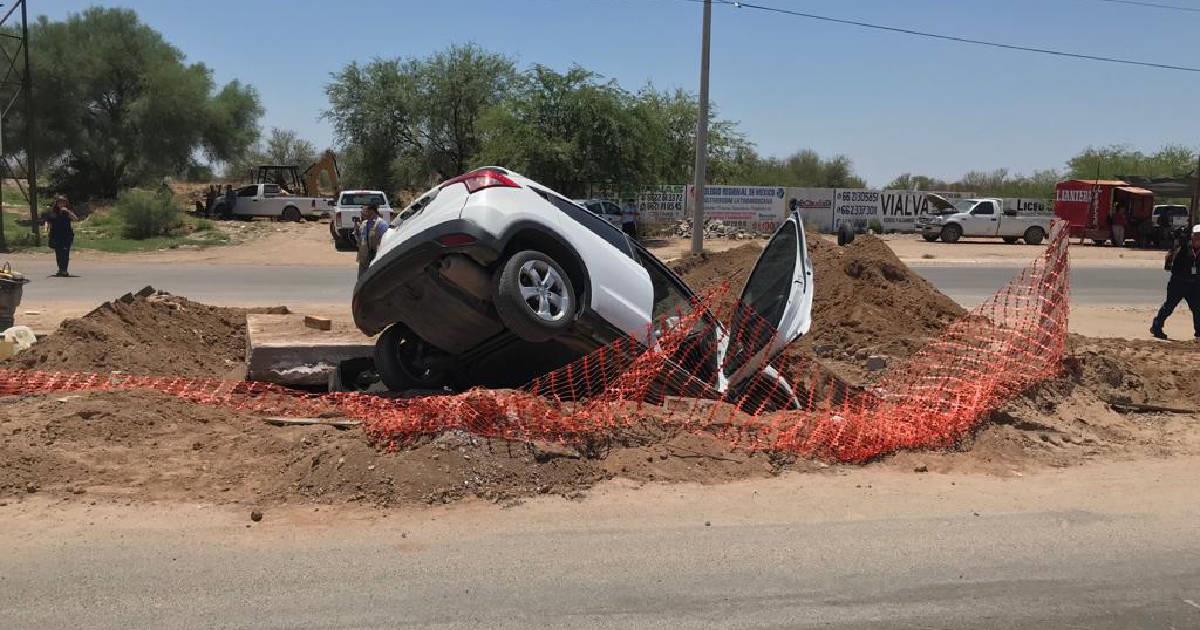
[
  {"x1": 324, "y1": 44, "x2": 516, "y2": 191},
  {"x1": 23, "y1": 8, "x2": 262, "y2": 198},
  {"x1": 225, "y1": 128, "x2": 318, "y2": 178},
  {"x1": 477, "y1": 65, "x2": 651, "y2": 197},
  {"x1": 1067, "y1": 144, "x2": 1197, "y2": 180},
  {"x1": 884, "y1": 168, "x2": 1060, "y2": 198}
]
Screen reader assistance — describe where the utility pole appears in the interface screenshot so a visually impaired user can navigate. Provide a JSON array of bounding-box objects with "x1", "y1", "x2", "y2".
[
  {"x1": 690, "y1": 0, "x2": 711, "y2": 256},
  {"x1": 21, "y1": 0, "x2": 37, "y2": 246}
]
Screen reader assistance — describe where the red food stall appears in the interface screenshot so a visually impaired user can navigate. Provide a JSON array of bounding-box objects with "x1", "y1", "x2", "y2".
[{"x1": 1054, "y1": 179, "x2": 1154, "y2": 245}]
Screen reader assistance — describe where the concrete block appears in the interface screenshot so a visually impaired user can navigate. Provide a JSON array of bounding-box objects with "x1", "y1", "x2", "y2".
[
  {"x1": 304, "y1": 315, "x2": 333, "y2": 331},
  {"x1": 246, "y1": 314, "x2": 374, "y2": 387}
]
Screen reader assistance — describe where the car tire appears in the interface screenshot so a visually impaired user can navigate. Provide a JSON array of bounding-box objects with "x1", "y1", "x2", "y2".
[
  {"x1": 940, "y1": 224, "x2": 962, "y2": 244},
  {"x1": 1002, "y1": 236, "x2": 1018, "y2": 244},
  {"x1": 837, "y1": 222, "x2": 856, "y2": 246},
  {"x1": 494, "y1": 250, "x2": 576, "y2": 343},
  {"x1": 1092, "y1": 239, "x2": 1107, "y2": 246},
  {"x1": 281, "y1": 207, "x2": 302, "y2": 222},
  {"x1": 332, "y1": 234, "x2": 355, "y2": 251},
  {"x1": 373, "y1": 324, "x2": 450, "y2": 392},
  {"x1": 1024, "y1": 227, "x2": 1046, "y2": 246},
  {"x1": 922, "y1": 233, "x2": 939, "y2": 242}
]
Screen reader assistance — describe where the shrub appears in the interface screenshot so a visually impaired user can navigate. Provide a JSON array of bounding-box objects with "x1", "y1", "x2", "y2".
[
  {"x1": 193, "y1": 218, "x2": 216, "y2": 232},
  {"x1": 868, "y1": 219, "x2": 884, "y2": 234},
  {"x1": 114, "y1": 190, "x2": 182, "y2": 240}
]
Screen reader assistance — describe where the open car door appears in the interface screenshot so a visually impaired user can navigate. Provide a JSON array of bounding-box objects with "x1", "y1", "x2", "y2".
[{"x1": 721, "y1": 210, "x2": 814, "y2": 392}]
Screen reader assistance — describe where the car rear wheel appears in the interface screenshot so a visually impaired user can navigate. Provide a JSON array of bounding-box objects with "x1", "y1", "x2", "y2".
[
  {"x1": 374, "y1": 324, "x2": 451, "y2": 392},
  {"x1": 495, "y1": 250, "x2": 576, "y2": 343},
  {"x1": 1024, "y1": 227, "x2": 1046, "y2": 246},
  {"x1": 281, "y1": 207, "x2": 302, "y2": 222},
  {"x1": 921, "y1": 233, "x2": 939, "y2": 242},
  {"x1": 940, "y1": 224, "x2": 962, "y2": 243}
]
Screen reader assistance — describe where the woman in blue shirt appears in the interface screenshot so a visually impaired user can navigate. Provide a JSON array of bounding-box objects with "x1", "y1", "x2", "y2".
[{"x1": 44, "y1": 196, "x2": 79, "y2": 277}]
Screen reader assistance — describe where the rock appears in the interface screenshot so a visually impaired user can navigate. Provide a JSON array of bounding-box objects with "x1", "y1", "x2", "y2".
[
  {"x1": 704, "y1": 521, "x2": 711, "y2": 527},
  {"x1": 529, "y1": 441, "x2": 582, "y2": 463},
  {"x1": 250, "y1": 510, "x2": 263, "y2": 522},
  {"x1": 913, "y1": 465, "x2": 929, "y2": 473},
  {"x1": 135, "y1": 286, "x2": 157, "y2": 298},
  {"x1": 25, "y1": 483, "x2": 36, "y2": 493},
  {"x1": 865, "y1": 355, "x2": 888, "y2": 371}
]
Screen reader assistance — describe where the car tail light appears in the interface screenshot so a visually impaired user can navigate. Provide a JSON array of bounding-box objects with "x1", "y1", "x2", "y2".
[
  {"x1": 437, "y1": 233, "x2": 477, "y2": 247},
  {"x1": 442, "y1": 168, "x2": 519, "y2": 194}
]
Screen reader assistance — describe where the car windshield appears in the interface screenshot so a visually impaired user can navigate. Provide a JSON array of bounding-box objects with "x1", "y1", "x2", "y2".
[{"x1": 340, "y1": 193, "x2": 387, "y2": 207}]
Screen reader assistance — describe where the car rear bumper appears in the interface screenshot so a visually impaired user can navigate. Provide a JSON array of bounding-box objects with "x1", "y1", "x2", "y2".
[{"x1": 352, "y1": 219, "x2": 503, "y2": 340}]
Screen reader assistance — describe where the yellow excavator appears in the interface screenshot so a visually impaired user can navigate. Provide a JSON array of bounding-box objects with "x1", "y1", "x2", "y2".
[{"x1": 302, "y1": 150, "x2": 340, "y2": 199}]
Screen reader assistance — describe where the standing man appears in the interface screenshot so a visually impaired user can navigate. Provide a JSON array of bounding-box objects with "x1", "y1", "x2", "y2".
[
  {"x1": 44, "y1": 196, "x2": 79, "y2": 277},
  {"x1": 1111, "y1": 199, "x2": 1126, "y2": 247},
  {"x1": 621, "y1": 199, "x2": 639, "y2": 240},
  {"x1": 1150, "y1": 224, "x2": 1200, "y2": 340},
  {"x1": 356, "y1": 203, "x2": 388, "y2": 276},
  {"x1": 204, "y1": 185, "x2": 217, "y2": 217}
]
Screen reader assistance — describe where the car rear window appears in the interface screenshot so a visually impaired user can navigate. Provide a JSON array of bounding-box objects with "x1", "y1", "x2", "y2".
[{"x1": 340, "y1": 193, "x2": 387, "y2": 207}]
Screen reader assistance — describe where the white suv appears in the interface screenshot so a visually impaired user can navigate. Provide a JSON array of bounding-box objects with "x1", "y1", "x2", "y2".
[
  {"x1": 353, "y1": 167, "x2": 813, "y2": 404},
  {"x1": 330, "y1": 190, "x2": 395, "y2": 251}
]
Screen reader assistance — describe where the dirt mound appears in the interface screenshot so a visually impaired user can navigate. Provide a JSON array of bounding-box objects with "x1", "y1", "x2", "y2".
[
  {"x1": 0, "y1": 390, "x2": 786, "y2": 506},
  {"x1": 883, "y1": 336, "x2": 1200, "y2": 474},
  {"x1": 673, "y1": 234, "x2": 965, "y2": 382},
  {"x1": 7, "y1": 287, "x2": 286, "y2": 379}
]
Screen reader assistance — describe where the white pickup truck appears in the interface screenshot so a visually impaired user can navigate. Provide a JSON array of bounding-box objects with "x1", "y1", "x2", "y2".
[
  {"x1": 215, "y1": 183, "x2": 334, "y2": 222},
  {"x1": 918, "y1": 196, "x2": 1051, "y2": 245},
  {"x1": 330, "y1": 190, "x2": 395, "y2": 251}
]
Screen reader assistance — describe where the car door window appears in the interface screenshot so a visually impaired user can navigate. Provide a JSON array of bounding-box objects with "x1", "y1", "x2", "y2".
[
  {"x1": 238, "y1": 186, "x2": 259, "y2": 198},
  {"x1": 972, "y1": 202, "x2": 995, "y2": 215},
  {"x1": 724, "y1": 217, "x2": 807, "y2": 381},
  {"x1": 263, "y1": 184, "x2": 282, "y2": 197},
  {"x1": 535, "y1": 189, "x2": 635, "y2": 258}
]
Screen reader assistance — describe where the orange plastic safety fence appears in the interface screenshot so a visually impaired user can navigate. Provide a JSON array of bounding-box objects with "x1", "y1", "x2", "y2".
[{"x1": 0, "y1": 223, "x2": 1070, "y2": 463}]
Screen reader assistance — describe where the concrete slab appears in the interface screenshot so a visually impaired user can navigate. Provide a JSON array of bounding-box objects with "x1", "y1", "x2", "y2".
[{"x1": 246, "y1": 314, "x2": 374, "y2": 387}]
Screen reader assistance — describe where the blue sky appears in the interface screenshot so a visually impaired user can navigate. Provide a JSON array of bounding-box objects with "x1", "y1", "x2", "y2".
[{"x1": 38, "y1": 0, "x2": 1200, "y2": 187}]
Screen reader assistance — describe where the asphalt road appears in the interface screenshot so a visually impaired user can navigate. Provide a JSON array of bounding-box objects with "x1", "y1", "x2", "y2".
[
  {"x1": 4, "y1": 459, "x2": 1200, "y2": 629},
  {"x1": 13, "y1": 257, "x2": 1171, "y2": 309}
]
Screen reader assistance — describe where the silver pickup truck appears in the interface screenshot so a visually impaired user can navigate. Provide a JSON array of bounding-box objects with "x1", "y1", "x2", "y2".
[{"x1": 918, "y1": 195, "x2": 1051, "y2": 245}]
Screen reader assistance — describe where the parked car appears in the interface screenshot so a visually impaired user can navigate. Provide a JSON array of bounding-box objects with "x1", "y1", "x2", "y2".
[
  {"x1": 212, "y1": 183, "x2": 332, "y2": 221},
  {"x1": 918, "y1": 195, "x2": 1051, "y2": 245},
  {"x1": 574, "y1": 199, "x2": 624, "y2": 227},
  {"x1": 1146, "y1": 204, "x2": 1191, "y2": 248},
  {"x1": 352, "y1": 167, "x2": 814, "y2": 406},
  {"x1": 330, "y1": 190, "x2": 395, "y2": 251}
]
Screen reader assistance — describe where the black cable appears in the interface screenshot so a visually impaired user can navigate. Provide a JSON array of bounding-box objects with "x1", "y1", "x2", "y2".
[
  {"x1": 1083, "y1": 0, "x2": 1200, "y2": 13},
  {"x1": 669, "y1": 0, "x2": 1200, "y2": 73}
]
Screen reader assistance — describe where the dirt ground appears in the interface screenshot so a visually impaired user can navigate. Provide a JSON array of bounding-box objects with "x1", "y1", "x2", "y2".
[
  {"x1": 4, "y1": 219, "x2": 748, "y2": 269},
  {"x1": 2, "y1": 235, "x2": 1198, "y2": 507}
]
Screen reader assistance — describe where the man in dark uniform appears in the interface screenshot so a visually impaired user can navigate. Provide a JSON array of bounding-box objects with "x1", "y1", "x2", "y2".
[{"x1": 1150, "y1": 224, "x2": 1200, "y2": 340}]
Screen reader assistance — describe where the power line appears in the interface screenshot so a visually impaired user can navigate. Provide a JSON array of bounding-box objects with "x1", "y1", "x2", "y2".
[
  {"x1": 670, "y1": 0, "x2": 1200, "y2": 73},
  {"x1": 1082, "y1": 0, "x2": 1200, "y2": 13}
]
